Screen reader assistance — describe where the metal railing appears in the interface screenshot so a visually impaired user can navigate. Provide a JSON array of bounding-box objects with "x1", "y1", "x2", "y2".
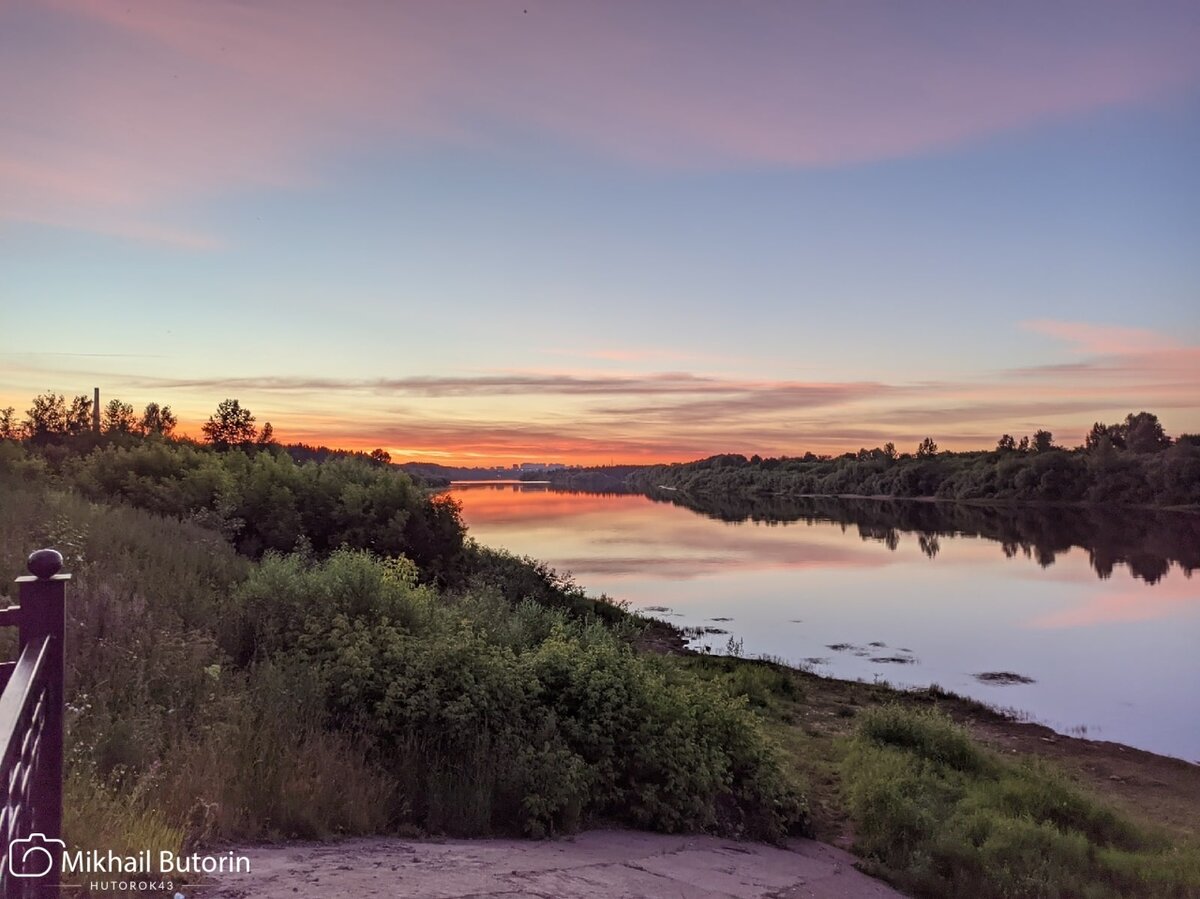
[{"x1": 0, "y1": 550, "x2": 67, "y2": 899}]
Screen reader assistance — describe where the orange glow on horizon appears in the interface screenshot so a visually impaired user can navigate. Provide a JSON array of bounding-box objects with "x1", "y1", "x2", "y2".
[
  {"x1": 0, "y1": 408, "x2": 1192, "y2": 470},
  {"x1": 3, "y1": 318, "x2": 1197, "y2": 469}
]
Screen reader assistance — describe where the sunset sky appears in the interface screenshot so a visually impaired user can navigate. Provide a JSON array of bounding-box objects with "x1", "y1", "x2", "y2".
[{"x1": 2, "y1": 1, "x2": 1198, "y2": 463}]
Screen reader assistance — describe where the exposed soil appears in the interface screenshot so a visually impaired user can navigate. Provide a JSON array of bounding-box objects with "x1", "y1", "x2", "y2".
[{"x1": 633, "y1": 617, "x2": 690, "y2": 655}]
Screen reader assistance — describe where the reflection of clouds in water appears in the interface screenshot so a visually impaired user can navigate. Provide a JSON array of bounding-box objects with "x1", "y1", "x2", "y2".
[
  {"x1": 647, "y1": 492, "x2": 1200, "y2": 584},
  {"x1": 457, "y1": 486, "x2": 899, "y2": 578},
  {"x1": 613, "y1": 522, "x2": 892, "y2": 565},
  {"x1": 553, "y1": 534, "x2": 892, "y2": 579},
  {"x1": 558, "y1": 556, "x2": 729, "y2": 579},
  {"x1": 1028, "y1": 577, "x2": 1199, "y2": 628},
  {"x1": 453, "y1": 486, "x2": 654, "y2": 525}
]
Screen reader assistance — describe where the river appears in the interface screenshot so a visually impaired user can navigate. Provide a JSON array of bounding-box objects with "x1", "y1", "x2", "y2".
[{"x1": 450, "y1": 483, "x2": 1200, "y2": 761}]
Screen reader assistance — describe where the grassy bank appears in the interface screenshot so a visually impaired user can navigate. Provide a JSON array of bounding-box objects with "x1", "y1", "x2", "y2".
[
  {"x1": 679, "y1": 652, "x2": 1200, "y2": 898},
  {"x1": 0, "y1": 450, "x2": 802, "y2": 863}
]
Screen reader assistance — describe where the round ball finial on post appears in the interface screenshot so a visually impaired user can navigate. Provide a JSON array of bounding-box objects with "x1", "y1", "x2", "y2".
[{"x1": 27, "y1": 548, "x2": 64, "y2": 580}]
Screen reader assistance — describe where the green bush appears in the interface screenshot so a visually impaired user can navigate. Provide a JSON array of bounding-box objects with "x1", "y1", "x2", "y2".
[
  {"x1": 265, "y1": 550, "x2": 806, "y2": 839},
  {"x1": 57, "y1": 439, "x2": 466, "y2": 577}
]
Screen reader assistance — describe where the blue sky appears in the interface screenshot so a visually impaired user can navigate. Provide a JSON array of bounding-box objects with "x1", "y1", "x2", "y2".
[{"x1": 2, "y1": 1, "x2": 1197, "y2": 461}]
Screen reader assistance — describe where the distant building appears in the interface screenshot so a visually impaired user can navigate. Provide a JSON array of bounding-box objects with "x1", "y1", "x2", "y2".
[{"x1": 514, "y1": 461, "x2": 567, "y2": 473}]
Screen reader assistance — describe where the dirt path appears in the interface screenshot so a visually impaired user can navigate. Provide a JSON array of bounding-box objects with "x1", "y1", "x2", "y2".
[{"x1": 198, "y1": 830, "x2": 905, "y2": 899}]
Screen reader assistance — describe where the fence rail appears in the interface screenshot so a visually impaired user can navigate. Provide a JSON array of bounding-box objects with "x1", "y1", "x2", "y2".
[{"x1": 0, "y1": 551, "x2": 67, "y2": 899}]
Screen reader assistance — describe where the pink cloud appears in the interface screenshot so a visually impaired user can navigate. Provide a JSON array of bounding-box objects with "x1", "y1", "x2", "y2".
[
  {"x1": 1016, "y1": 321, "x2": 1200, "y2": 403},
  {"x1": 3, "y1": 1, "x2": 1199, "y2": 243},
  {"x1": 1021, "y1": 320, "x2": 1182, "y2": 355},
  {"x1": 2, "y1": 319, "x2": 1197, "y2": 462}
]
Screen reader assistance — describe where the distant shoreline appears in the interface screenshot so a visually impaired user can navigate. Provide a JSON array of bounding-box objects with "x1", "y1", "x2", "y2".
[
  {"x1": 443, "y1": 477, "x2": 1200, "y2": 513},
  {"x1": 659, "y1": 488, "x2": 1200, "y2": 514},
  {"x1": 449, "y1": 478, "x2": 551, "y2": 485}
]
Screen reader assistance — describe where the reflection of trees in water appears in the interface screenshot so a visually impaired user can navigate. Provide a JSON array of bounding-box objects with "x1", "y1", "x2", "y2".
[{"x1": 642, "y1": 491, "x2": 1199, "y2": 583}]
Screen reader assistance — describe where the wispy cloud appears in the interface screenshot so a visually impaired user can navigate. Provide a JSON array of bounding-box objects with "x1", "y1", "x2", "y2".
[
  {"x1": 538, "y1": 346, "x2": 748, "y2": 367},
  {"x1": 1021, "y1": 319, "x2": 1182, "y2": 355},
  {"x1": 5, "y1": 1, "x2": 1198, "y2": 243},
  {"x1": 1015, "y1": 320, "x2": 1200, "y2": 386},
  {"x1": 120, "y1": 372, "x2": 884, "y2": 401},
  {"x1": 2, "y1": 321, "x2": 1196, "y2": 462},
  {"x1": 0, "y1": 352, "x2": 169, "y2": 359}
]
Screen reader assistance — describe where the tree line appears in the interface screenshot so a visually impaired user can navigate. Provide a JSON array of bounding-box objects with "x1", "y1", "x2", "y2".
[
  {"x1": 0, "y1": 392, "x2": 457, "y2": 580},
  {"x1": 1, "y1": 392, "x2": 177, "y2": 441},
  {"x1": 3, "y1": 391, "x2": 395, "y2": 461},
  {"x1": 617, "y1": 412, "x2": 1200, "y2": 507}
]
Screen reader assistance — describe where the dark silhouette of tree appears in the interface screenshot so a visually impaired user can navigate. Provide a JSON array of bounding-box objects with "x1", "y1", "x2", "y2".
[
  {"x1": 65, "y1": 395, "x2": 93, "y2": 435},
  {"x1": 256, "y1": 422, "x2": 276, "y2": 446},
  {"x1": 102, "y1": 399, "x2": 138, "y2": 434},
  {"x1": 916, "y1": 437, "x2": 938, "y2": 458},
  {"x1": 1085, "y1": 422, "x2": 1125, "y2": 451},
  {"x1": 883, "y1": 442, "x2": 897, "y2": 460},
  {"x1": 23, "y1": 391, "x2": 92, "y2": 439},
  {"x1": 0, "y1": 407, "x2": 19, "y2": 440},
  {"x1": 24, "y1": 392, "x2": 68, "y2": 441},
  {"x1": 202, "y1": 399, "x2": 257, "y2": 449},
  {"x1": 621, "y1": 408, "x2": 1197, "y2": 507},
  {"x1": 1124, "y1": 411, "x2": 1170, "y2": 454},
  {"x1": 140, "y1": 403, "x2": 178, "y2": 437},
  {"x1": 996, "y1": 434, "x2": 1016, "y2": 452},
  {"x1": 370, "y1": 448, "x2": 392, "y2": 465}
]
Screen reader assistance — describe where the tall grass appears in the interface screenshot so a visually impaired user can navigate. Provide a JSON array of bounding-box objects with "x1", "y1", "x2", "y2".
[
  {"x1": 844, "y1": 705, "x2": 1200, "y2": 898},
  {"x1": 1, "y1": 469, "x2": 401, "y2": 864}
]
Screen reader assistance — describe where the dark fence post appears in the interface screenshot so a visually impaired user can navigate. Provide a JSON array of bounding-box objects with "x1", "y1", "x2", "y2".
[{"x1": 14, "y1": 549, "x2": 67, "y2": 898}]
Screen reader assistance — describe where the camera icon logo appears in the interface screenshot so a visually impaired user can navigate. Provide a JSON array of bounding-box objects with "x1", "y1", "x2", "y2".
[{"x1": 8, "y1": 833, "x2": 65, "y2": 878}]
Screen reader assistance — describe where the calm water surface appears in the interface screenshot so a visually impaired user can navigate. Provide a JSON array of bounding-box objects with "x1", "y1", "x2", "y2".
[{"x1": 451, "y1": 483, "x2": 1200, "y2": 761}]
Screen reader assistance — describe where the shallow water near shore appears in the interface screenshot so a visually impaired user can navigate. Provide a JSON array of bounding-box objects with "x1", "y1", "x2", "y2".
[{"x1": 451, "y1": 483, "x2": 1200, "y2": 761}]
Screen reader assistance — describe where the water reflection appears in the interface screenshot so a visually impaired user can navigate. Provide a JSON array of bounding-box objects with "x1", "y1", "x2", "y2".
[
  {"x1": 451, "y1": 483, "x2": 1200, "y2": 759},
  {"x1": 642, "y1": 490, "x2": 1200, "y2": 583}
]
